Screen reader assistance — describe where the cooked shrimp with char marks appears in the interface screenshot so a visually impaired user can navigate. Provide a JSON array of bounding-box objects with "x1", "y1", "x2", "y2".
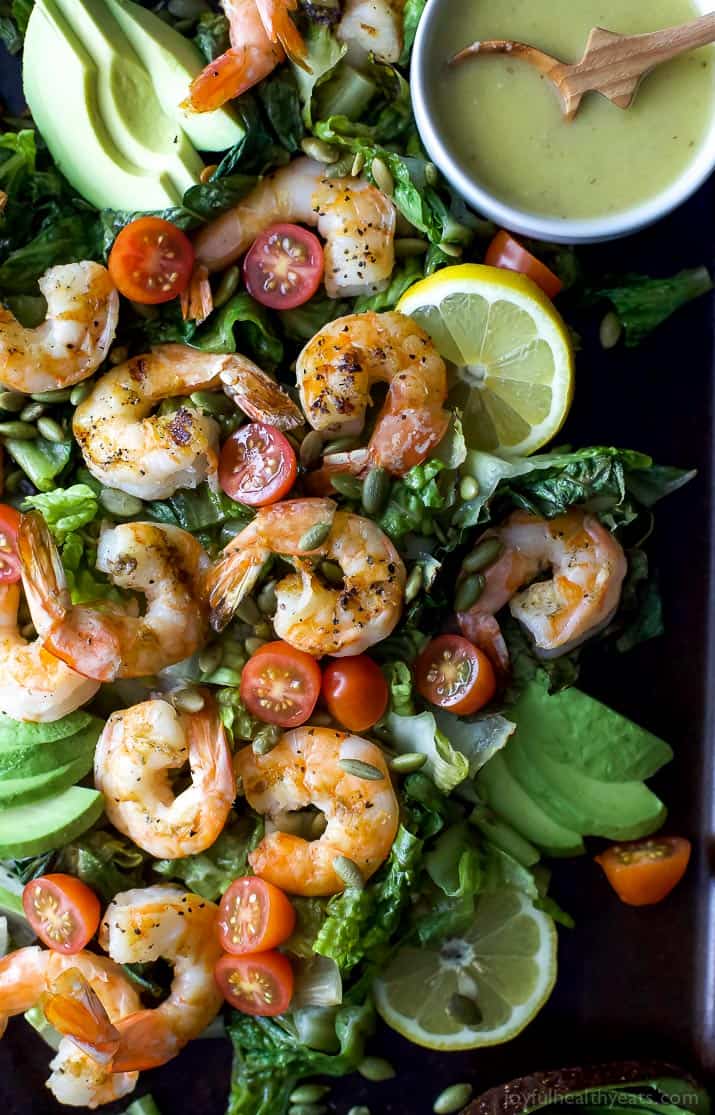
[
  {"x1": 194, "y1": 158, "x2": 397, "y2": 298},
  {"x1": 0, "y1": 582, "x2": 99, "y2": 722},
  {"x1": 0, "y1": 946, "x2": 140, "y2": 1107},
  {"x1": 186, "y1": 0, "x2": 306, "y2": 112},
  {"x1": 0, "y1": 262, "x2": 119, "y2": 394},
  {"x1": 100, "y1": 885, "x2": 223, "y2": 1073},
  {"x1": 237, "y1": 727, "x2": 400, "y2": 895},
  {"x1": 94, "y1": 695, "x2": 235, "y2": 859},
  {"x1": 458, "y1": 508, "x2": 628, "y2": 670},
  {"x1": 297, "y1": 310, "x2": 450, "y2": 476},
  {"x1": 19, "y1": 514, "x2": 209, "y2": 681},
  {"x1": 72, "y1": 343, "x2": 301, "y2": 501},
  {"x1": 206, "y1": 497, "x2": 405, "y2": 655}
]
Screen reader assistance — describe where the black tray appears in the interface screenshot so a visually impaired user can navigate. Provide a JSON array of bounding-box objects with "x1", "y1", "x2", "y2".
[{"x1": 1, "y1": 47, "x2": 714, "y2": 1115}]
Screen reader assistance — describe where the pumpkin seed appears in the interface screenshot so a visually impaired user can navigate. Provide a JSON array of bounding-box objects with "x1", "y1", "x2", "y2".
[
  {"x1": 347, "y1": 1108, "x2": 371, "y2": 1115},
  {"x1": 332, "y1": 855, "x2": 364, "y2": 889},
  {"x1": 288, "y1": 1105, "x2": 328, "y2": 1115},
  {"x1": 330, "y1": 474, "x2": 363, "y2": 501},
  {"x1": 20, "y1": 402, "x2": 45, "y2": 423},
  {"x1": 459, "y1": 475, "x2": 479, "y2": 502},
  {"x1": 109, "y1": 345, "x2": 129, "y2": 365},
  {"x1": 252, "y1": 724, "x2": 282, "y2": 756},
  {"x1": 190, "y1": 391, "x2": 233, "y2": 415},
  {"x1": 70, "y1": 382, "x2": 93, "y2": 406},
  {"x1": 454, "y1": 573, "x2": 486, "y2": 612},
  {"x1": 299, "y1": 429, "x2": 325, "y2": 469},
  {"x1": 351, "y1": 152, "x2": 365, "y2": 177},
  {"x1": 298, "y1": 521, "x2": 332, "y2": 552},
  {"x1": 323, "y1": 435, "x2": 359, "y2": 455},
  {"x1": 253, "y1": 620, "x2": 273, "y2": 640},
  {"x1": 310, "y1": 810, "x2": 328, "y2": 837},
  {"x1": 289, "y1": 1085, "x2": 330, "y2": 1104},
  {"x1": 404, "y1": 565, "x2": 423, "y2": 604},
  {"x1": 389, "y1": 752, "x2": 427, "y2": 774},
  {"x1": 425, "y1": 162, "x2": 439, "y2": 186},
  {"x1": 236, "y1": 598, "x2": 261, "y2": 625},
  {"x1": 174, "y1": 688, "x2": 205, "y2": 713},
  {"x1": 31, "y1": 388, "x2": 72, "y2": 403},
  {"x1": 358, "y1": 1056, "x2": 395, "y2": 1082},
  {"x1": 0, "y1": 421, "x2": 37, "y2": 439},
  {"x1": 37, "y1": 416, "x2": 66, "y2": 443},
  {"x1": 433, "y1": 1083, "x2": 474, "y2": 1114},
  {"x1": 371, "y1": 157, "x2": 394, "y2": 196},
  {"x1": 395, "y1": 237, "x2": 429, "y2": 257},
  {"x1": 447, "y1": 992, "x2": 483, "y2": 1026},
  {"x1": 257, "y1": 580, "x2": 278, "y2": 615},
  {"x1": 600, "y1": 310, "x2": 623, "y2": 350},
  {"x1": 462, "y1": 538, "x2": 503, "y2": 574},
  {"x1": 213, "y1": 266, "x2": 240, "y2": 309},
  {"x1": 438, "y1": 241, "x2": 463, "y2": 258},
  {"x1": 361, "y1": 467, "x2": 390, "y2": 516},
  {"x1": 0, "y1": 392, "x2": 25, "y2": 413},
  {"x1": 338, "y1": 758, "x2": 384, "y2": 781},
  {"x1": 5, "y1": 469, "x2": 24, "y2": 493},
  {"x1": 198, "y1": 644, "x2": 223, "y2": 675},
  {"x1": 325, "y1": 154, "x2": 355, "y2": 178},
  {"x1": 245, "y1": 636, "x2": 267, "y2": 656},
  {"x1": 320, "y1": 560, "x2": 343, "y2": 586},
  {"x1": 99, "y1": 488, "x2": 144, "y2": 517},
  {"x1": 301, "y1": 136, "x2": 340, "y2": 164}
]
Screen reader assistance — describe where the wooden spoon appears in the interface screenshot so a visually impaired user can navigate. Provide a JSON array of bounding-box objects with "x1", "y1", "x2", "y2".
[{"x1": 451, "y1": 13, "x2": 715, "y2": 122}]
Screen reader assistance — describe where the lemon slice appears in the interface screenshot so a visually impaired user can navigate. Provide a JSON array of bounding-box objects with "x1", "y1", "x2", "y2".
[
  {"x1": 397, "y1": 264, "x2": 574, "y2": 456},
  {"x1": 373, "y1": 888, "x2": 557, "y2": 1050}
]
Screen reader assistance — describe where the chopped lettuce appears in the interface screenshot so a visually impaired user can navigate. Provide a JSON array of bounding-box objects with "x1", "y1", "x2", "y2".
[
  {"x1": 197, "y1": 291, "x2": 284, "y2": 368},
  {"x1": 148, "y1": 484, "x2": 252, "y2": 535},
  {"x1": 193, "y1": 9, "x2": 229, "y2": 61},
  {"x1": 399, "y1": 0, "x2": 428, "y2": 64},
  {"x1": 23, "y1": 483, "x2": 98, "y2": 539},
  {"x1": 425, "y1": 822, "x2": 482, "y2": 898},
  {"x1": 587, "y1": 266, "x2": 713, "y2": 347},
  {"x1": 386, "y1": 709, "x2": 469, "y2": 793},
  {"x1": 56, "y1": 829, "x2": 146, "y2": 903},
  {"x1": 292, "y1": 23, "x2": 347, "y2": 126},
  {"x1": 154, "y1": 814, "x2": 264, "y2": 901}
]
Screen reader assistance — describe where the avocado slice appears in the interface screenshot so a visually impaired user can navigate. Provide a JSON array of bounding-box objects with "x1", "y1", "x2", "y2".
[
  {"x1": 23, "y1": 0, "x2": 204, "y2": 211},
  {"x1": 506, "y1": 729, "x2": 667, "y2": 841},
  {"x1": 0, "y1": 717, "x2": 102, "y2": 779},
  {"x1": 476, "y1": 751, "x2": 585, "y2": 857},
  {"x1": 103, "y1": 0, "x2": 245, "y2": 152},
  {"x1": 0, "y1": 786, "x2": 104, "y2": 858},
  {"x1": 0, "y1": 750, "x2": 95, "y2": 806},
  {"x1": 469, "y1": 804, "x2": 541, "y2": 867},
  {"x1": 0, "y1": 708, "x2": 91, "y2": 746}
]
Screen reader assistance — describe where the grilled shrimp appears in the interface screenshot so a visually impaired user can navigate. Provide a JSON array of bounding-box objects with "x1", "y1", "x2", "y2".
[
  {"x1": 337, "y1": 0, "x2": 405, "y2": 64},
  {"x1": 458, "y1": 509, "x2": 628, "y2": 670},
  {"x1": 100, "y1": 885, "x2": 223, "y2": 1073},
  {"x1": 72, "y1": 344, "x2": 301, "y2": 500},
  {"x1": 19, "y1": 514, "x2": 209, "y2": 682},
  {"x1": 94, "y1": 696, "x2": 235, "y2": 858},
  {"x1": 296, "y1": 311, "x2": 450, "y2": 476},
  {"x1": 186, "y1": 0, "x2": 306, "y2": 111},
  {"x1": 0, "y1": 583, "x2": 99, "y2": 722},
  {"x1": 0, "y1": 946, "x2": 140, "y2": 1107},
  {"x1": 194, "y1": 158, "x2": 397, "y2": 298},
  {"x1": 206, "y1": 497, "x2": 405, "y2": 655},
  {"x1": 237, "y1": 727, "x2": 399, "y2": 895},
  {"x1": 0, "y1": 263, "x2": 118, "y2": 394}
]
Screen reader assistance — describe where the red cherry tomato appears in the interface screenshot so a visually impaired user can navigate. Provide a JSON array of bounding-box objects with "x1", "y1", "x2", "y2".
[
  {"x1": 485, "y1": 231, "x2": 563, "y2": 299},
  {"x1": 243, "y1": 223, "x2": 324, "y2": 310},
  {"x1": 0, "y1": 504, "x2": 21, "y2": 584},
  {"x1": 218, "y1": 877, "x2": 296, "y2": 955},
  {"x1": 415, "y1": 634, "x2": 497, "y2": 716},
  {"x1": 108, "y1": 216, "x2": 195, "y2": 304},
  {"x1": 240, "y1": 640, "x2": 321, "y2": 727},
  {"x1": 215, "y1": 950, "x2": 294, "y2": 1016},
  {"x1": 22, "y1": 874, "x2": 101, "y2": 954},
  {"x1": 219, "y1": 423, "x2": 297, "y2": 507},
  {"x1": 322, "y1": 655, "x2": 388, "y2": 732},
  {"x1": 595, "y1": 836, "x2": 691, "y2": 907}
]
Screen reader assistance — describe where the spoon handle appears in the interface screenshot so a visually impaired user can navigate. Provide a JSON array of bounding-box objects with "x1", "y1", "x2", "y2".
[{"x1": 624, "y1": 12, "x2": 715, "y2": 64}]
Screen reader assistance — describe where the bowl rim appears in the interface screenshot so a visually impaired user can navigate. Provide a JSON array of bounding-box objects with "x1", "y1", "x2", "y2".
[{"x1": 411, "y1": 0, "x2": 715, "y2": 244}]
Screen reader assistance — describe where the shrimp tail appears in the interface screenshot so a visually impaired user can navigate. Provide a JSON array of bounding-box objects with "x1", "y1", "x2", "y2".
[
  {"x1": 43, "y1": 969, "x2": 120, "y2": 1066},
  {"x1": 220, "y1": 359, "x2": 304, "y2": 430},
  {"x1": 18, "y1": 511, "x2": 71, "y2": 635},
  {"x1": 185, "y1": 691, "x2": 236, "y2": 804},
  {"x1": 111, "y1": 1009, "x2": 182, "y2": 1073},
  {"x1": 184, "y1": 47, "x2": 253, "y2": 113},
  {"x1": 205, "y1": 544, "x2": 263, "y2": 631},
  {"x1": 458, "y1": 611, "x2": 511, "y2": 676},
  {"x1": 255, "y1": 0, "x2": 310, "y2": 68}
]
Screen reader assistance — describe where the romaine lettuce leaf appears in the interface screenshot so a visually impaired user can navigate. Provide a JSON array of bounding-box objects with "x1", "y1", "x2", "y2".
[
  {"x1": 23, "y1": 483, "x2": 98, "y2": 540},
  {"x1": 154, "y1": 814, "x2": 264, "y2": 901},
  {"x1": 587, "y1": 267, "x2": 713, "y2": 347},
  {"x1": 197, "y1": 291, "x2": 283, "y2": 367}
]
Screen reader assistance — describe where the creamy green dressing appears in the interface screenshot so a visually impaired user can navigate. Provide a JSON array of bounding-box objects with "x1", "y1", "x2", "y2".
[{"x1": 425, "y1": 0, "x2": 715, "y2": 219}]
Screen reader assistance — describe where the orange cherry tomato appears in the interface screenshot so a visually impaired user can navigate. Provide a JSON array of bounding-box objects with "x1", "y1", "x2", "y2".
[
  {"x1": 108, "y1": 216, "x2": 195, "y2": 304},
  {"x1": 218, "y1": 877, "x2": 296, "y2": 955},
  {"x1": 322, "y1": 655, "x2": 388, "y2": 732},
  {"x1": 219, "y1": 423, "x2": 297, "y2": 507},
  {"x1": 240, "y1": 640, "x2": 322, "y2": 727},
  {"x1": 485, "y1": 231, "x2": 563, "y2": 299},
  {"x1": 595, "y1": 836, "x2": 691, "y2": 907},
  {"x1": 23, "y1": 874, "x2": 101, "y2": 954},
  {"x1": 215, "y1": 950, "x2": 294, "y2": 1016},
  {"x1": 0, "y1": 504, "x2": 21, "y2": 584},
  {"x1": 415, "y1": 634, "x2": 497, "y2": 716}
]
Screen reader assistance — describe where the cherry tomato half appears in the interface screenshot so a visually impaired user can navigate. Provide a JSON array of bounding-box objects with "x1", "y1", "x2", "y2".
[
  {"x1": 485, "y1": 231, "x2": 563, "y2": 299},
  {"x1": 23, "y1": 874, "x2": 101, "y2": 954},
  {"x1": 218, "y1": 877, "x2": 296, "y2": 955},
  {"x1": 415, "y1": 634, "x2": 497, "y2": 716},
  {"x1": 219, "y1": 423, "x2": 297, "y2": 507},
  {"x1": 595, "y1": 836, "x2": 691, "y2": 907},
  {"x1": 108, "y1": 216, "x2": 195, "y2": 304},
  {"x1": 240, "y1": 640, "x2": 322, "y2": 727},
  {"x1": 322, "y1": 655, "x2": 388, "y2": 732},
  {"x1": 243, "y1": 223, "x2": 324, "y2": 310},
  {"x1": 215, "y1": 950, "x2": 294, "y2": 1016},
  {"x1": 0, "y1": 504, "x2": 21, "y2": 584}
]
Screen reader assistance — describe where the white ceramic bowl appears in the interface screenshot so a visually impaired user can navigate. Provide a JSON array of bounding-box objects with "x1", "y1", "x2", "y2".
[{"x1": 411, "y1": 0, "x2": 715, "y2": 243}]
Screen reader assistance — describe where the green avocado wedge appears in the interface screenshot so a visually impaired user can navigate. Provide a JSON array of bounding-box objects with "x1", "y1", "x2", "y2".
[
  {"x1": 0, "y1": 717, "x2": 103, "y2": 779},
  {"x1": 0, "y1": 750, "x2": 95, "y2": 806},
  {"x1": 476, "y1": 751, "x2": 585, "y2": 858},
  {"x1": 0, "y1": 786, "x2": 104, "y2": 858},
  {"x1": 0, "y1": 708, "x2": 91, "y2": 747}
]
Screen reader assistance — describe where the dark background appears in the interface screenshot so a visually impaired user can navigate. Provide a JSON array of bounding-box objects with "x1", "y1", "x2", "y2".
[{"x1": 1, "y1": 44, "x2": 714, "y2": 1115}]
